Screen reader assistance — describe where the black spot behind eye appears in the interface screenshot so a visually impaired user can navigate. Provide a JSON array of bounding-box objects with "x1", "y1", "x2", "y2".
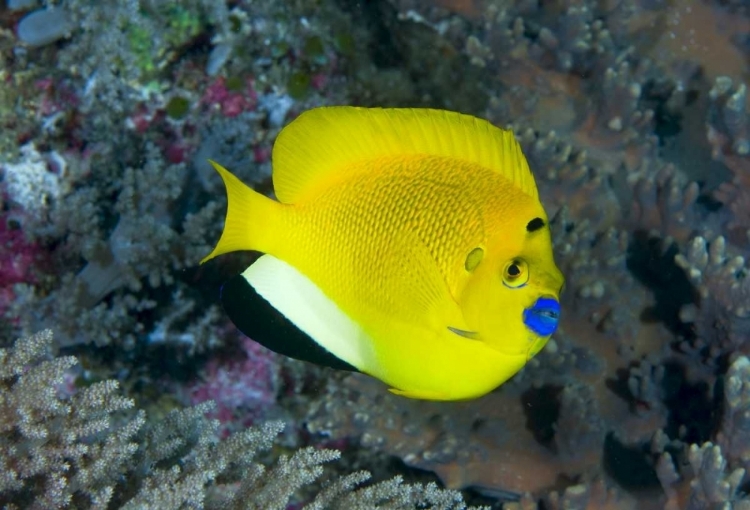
[{"x1": 527, "y1": 217, "x2": 545, "y2": 232}]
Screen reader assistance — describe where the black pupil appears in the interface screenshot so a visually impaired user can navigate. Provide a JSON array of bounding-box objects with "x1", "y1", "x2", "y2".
[{"x1": 508, "y1": 264, "x2": 520, "y2": 277}]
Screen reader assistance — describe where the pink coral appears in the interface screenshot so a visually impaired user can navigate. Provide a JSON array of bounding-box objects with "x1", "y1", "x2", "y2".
[
  {"x1": 188, "y1": 336, "x2": 280, "y2": 435},
  {"x1": 126, "y1": 104, "x2": 155, "y2": 134},
  {"x1": 253, "y1": 145, "x2": 271, "y2": 163},
  {"x1": 0, "y1": 217, "x2": 45, "y2": 317},
  {"x1": 201, "y1": 77, "x2": 258, "y2": 118},
  {"x1": 34, "y1": 77, "x2": 79, "y2": 117}
]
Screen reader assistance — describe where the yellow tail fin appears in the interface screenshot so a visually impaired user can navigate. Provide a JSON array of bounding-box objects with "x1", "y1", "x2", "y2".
[{"x1": 200, "y1": 160, "x2": 280, "y2": 264}]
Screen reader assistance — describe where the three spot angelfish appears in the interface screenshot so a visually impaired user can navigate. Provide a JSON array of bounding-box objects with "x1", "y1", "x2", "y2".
[{"x1": 201, "y1": 107, "x2": 564, "y2": 401}]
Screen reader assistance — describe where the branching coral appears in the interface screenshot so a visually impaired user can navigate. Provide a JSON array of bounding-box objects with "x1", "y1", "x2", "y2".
[
  {"x1": 704, "y1": 77, "x2": 750, "y2": 252},
  {"x1": 629, "y1": 163, "x2": 706, "y2": 245},
  {"x1": 718, "y1": 356, "x2": 750, "y2": 465},
  {"x1": 305, "y1": 346, "x2": 657, "y2": 499},
  {"x1": 650, "y1": 358, "x2": 750, "y2": 509},
  {"x1": 296, "y1": 1, "x2": 750, "y2": 507},
  {"x1": 0, "y1": 330, "x2": 143, "y2": 507},
  {"x1": 655, "y1": 440, "x2": 749, "y2": 510},
  {"x1": 8, "y1": 143, "x2": 224, "y2": 351},
  {"x1": 2, "y1": 0, "x2": 396, "y2": 355},
  {"x1": 713, "y1": 155, "x2": 750, "y2": 249},
  {"x1": 57, "y1": 0, "x2": 230, "y2": 137},
  {"x1": 509, "y1": 477, "x2": 637, "y2": 510},
  {"x1": 0, "y1": 330, "x2": 484, "y2": 509},
  {"x1": 708, "y1": 77, "x2": 749, "y2": 158},
  {"x1": 675, "y1": 235, "x2": 750, "y2": 358}
]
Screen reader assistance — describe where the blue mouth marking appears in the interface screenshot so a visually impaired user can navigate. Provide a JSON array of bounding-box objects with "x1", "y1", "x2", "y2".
[{"x1": 523, "y1": 297, "x2": 560, "y2": 336}]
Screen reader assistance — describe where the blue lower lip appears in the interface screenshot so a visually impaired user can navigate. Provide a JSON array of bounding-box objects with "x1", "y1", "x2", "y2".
[{"x1": 523, "y1": 297, "x2": 560, "y2": 336}]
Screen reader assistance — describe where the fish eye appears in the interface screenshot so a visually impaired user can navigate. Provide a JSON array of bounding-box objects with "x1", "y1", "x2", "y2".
[{"x1": 503, "y1": 259, "x2": 529, "y2": 288}]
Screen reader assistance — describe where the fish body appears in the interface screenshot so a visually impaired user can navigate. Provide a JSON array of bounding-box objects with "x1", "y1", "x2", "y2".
[{"x1": 203, "y1": 107, "x2": 564, "y2": 401}]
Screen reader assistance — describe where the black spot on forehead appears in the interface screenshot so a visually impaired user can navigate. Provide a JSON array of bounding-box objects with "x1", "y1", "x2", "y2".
[{"x1": 526, "y1": 217, "x2": 545, "y2": 232}]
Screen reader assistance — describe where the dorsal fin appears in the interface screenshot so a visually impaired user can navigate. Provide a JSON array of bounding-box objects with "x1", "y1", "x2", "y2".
[{"x1": 271, "y1": 107, "x2": 538, "y2": 203}]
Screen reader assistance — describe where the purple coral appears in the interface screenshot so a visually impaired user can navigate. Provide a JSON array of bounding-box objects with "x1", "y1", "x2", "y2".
[
  {"x1": 201, "y1": 76, "x2": 258, "y2": 118},
  {"x1": 0, "y1": 220, "x2": 43, "y2": 318},
  {"x1": 187, "y1": 336, "x2": 280, "y2": 434}
]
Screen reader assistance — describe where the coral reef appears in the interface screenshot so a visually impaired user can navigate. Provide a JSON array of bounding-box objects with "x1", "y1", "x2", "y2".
[
  {"x1": 305, "y1": 0, "x2": 750, "y2": 507},
  {"x1": 0, "y1": 330, "x2": 483, "y2": 509},
  {"x1": 1, "y1": 0, "x2": 749, "y2": 508}
]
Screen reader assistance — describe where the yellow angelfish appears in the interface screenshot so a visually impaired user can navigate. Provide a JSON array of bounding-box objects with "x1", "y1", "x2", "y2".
[{"x1": 202, "y1": 107, "x2": 564, "y2": 401}]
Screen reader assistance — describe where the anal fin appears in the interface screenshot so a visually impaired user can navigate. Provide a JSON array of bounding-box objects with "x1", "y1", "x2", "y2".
[
  {"x1": 220, "y1": 255, "x2": 369, "y2": 372},
  {"x1": 388, "y1": 387, "x2": 450, "y2": 401}
]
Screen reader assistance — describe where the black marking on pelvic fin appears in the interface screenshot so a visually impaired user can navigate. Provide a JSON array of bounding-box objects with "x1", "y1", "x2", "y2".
[
  {"x1": 448, "y1": 326, "x2": 479, "y2": 340},
  {"x1": 526, "y1": 217, "x2": 545, "y2": 232},
  {"x1": 220, "y1": 273, "x2": 359, "y2": 372}
]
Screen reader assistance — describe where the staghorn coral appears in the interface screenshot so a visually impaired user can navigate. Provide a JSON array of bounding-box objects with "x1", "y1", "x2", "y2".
[
  {"x1": 0, "y1": 329, "x2": 144, "y2": 507},
  {"x1": 629, "y1": 163, "x2": 706, "y2": 245},
  {"x1": 291, "y1": 0, "x2": 750, "y2": 506},
  {"x1": 0, "y1": 330, "x2": 484, "y2": 509},
  {"x1": 550, "y1": 212, "x2": 647, "y2": 346},
  {"x1": 305, "y1": 333, "x2": 662, "y2": 500},
  {"x1": 680, "y1": 443, "x2": 748, "y2": 509},
  {"x1": 675, "y1": 235, "x2": 750, "y2": 359},
  {"x1": 591, "y1": 60, "x2": 655, "y2": 144},
  {"x1": 713, "y1": 154, "x2": 750, "y2": 249},
  {"x1": 710, "y1": 76, "x2": 750, "y2": 248},
  {"x1": 512, "y1": 129, "x2": 622, "y2": 231},
  {"x1": 625, "y1": 358, "x2": 669, "y2": 421},
  {"x1": 655, "y1": 441, "x2": 749, "y2": 510},
  {"x1": 708, "y1": 77, "x2": 749, "y2": 158},
  {"x1": 650, "y1": 356, "x2": 750, "y2": 509},
  {"x1": 554, "y1": 382, "x2": 605, "y2": 459},
  {"x1": 507, "y1": 477, "x2": 637, "y2": 510},
  {"x1": 717, "y1": 356, "x2": 750, "y2": 466}
]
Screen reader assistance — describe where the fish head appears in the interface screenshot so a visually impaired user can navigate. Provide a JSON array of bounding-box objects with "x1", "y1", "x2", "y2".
[{"x1": 458, "y1": 209, "x2": 564, "y2": 360}]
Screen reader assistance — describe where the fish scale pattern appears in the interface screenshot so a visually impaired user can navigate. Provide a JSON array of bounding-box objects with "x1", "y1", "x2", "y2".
[{"x1": 283, "y1": 154, "x2": 536, "y2": 321}]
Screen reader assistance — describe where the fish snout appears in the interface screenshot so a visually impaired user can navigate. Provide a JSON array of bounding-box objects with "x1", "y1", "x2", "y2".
[{"x1": 522, "y1": 295, "x2": 560, "y2": 337}]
